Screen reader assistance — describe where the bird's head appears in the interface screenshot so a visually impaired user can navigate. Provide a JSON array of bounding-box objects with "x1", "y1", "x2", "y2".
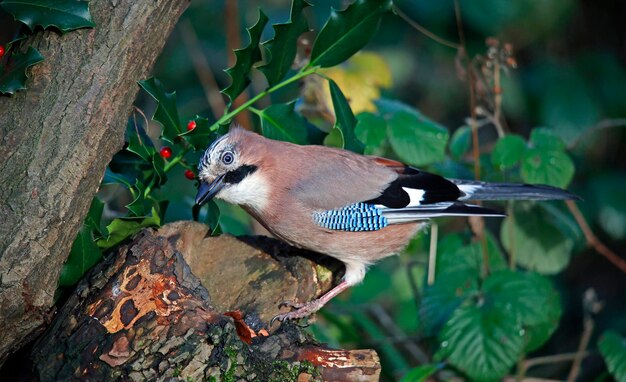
[{"x1": 195, "y1": 128, "x2": 268, "y2": 209}]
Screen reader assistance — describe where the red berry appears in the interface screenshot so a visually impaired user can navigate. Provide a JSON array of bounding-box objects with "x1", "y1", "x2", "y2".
[
  {"x1": 187, "y1": 120, "x2": 196, "y2": 131},
  {"x1": 184, "y1": 169, "x2": 195, "y2": 180},
  {"x1": 159, "y1": 146, "x2": 172, "y2": 159},
  {"x1": 0, "y1": 46, "x2": 5, "y2": 58}
]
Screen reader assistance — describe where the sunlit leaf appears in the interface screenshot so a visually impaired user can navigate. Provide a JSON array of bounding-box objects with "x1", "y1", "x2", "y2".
[
  {"x1": 386, "y1": 110, "x2": 449, "y2": 166},
  {"x1": 97, "y1": 209, "x2": 161, "y2": 250},
  {"x1": 309, "y1": 0, "x2": 391, "y2": 68},
  {"x1": 355, "y1": 112, "x2": 387, "y2": 154},
  {"x1": 501, "y1": 202, "x2": 574, "y2": 274},
  {"x1": 399, "y1": 364, "x2": 440, "y2": 382},
  {"x1": 222, "y1": 10, "x2": 268, "y2": 103},
  {"x1": 521, "y1": 147, "x2": 575, "y2": 189},
  {"x1": 259, "y1": 0, "x2": 310, "y2": 86},
  {"x1": 0, "y1": 46, "x2": 44, "y2": 95},
  {"x1": 1, "y1": 0, "x2": 95, "y2": 32},
  {"x1": 492, "y1": 134, "x2": 526, "y2": 170}
]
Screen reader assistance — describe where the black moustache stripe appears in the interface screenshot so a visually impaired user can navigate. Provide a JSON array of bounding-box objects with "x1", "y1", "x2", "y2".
[{"x1": 223, "y1": 164, "x2": 258, "y2": 184}]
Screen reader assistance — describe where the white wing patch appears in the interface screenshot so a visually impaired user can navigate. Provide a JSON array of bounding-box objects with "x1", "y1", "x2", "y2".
[{"x1": 402, "y1": 187, "x2": 425, "y2": 207}]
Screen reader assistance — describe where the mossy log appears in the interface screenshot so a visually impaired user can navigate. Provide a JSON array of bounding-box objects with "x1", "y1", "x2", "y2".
[{"x1": 28, "y1": 222, "x2": 381, "y2": 381}]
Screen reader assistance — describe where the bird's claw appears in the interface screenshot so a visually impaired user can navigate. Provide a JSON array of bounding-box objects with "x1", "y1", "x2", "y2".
[
  {"x1": 270, "y1": 299, "x2": 324, "y2": 327},
  {"x1": 278, "y1": 299, "x2": 305, "y2": 309}
]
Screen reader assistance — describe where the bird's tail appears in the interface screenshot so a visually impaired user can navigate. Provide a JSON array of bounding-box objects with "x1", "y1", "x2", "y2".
[{"x1": 452, "y1": 180, "x2": 580, "y2": 201}]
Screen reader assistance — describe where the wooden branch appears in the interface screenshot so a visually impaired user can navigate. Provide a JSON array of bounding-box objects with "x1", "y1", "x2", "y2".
[
  {"x1": 0, "y1": 0, "x2": 190, "y2": 364},
  {"x1": 25, "y1": 222, "x2": 380, "y2": 381}
]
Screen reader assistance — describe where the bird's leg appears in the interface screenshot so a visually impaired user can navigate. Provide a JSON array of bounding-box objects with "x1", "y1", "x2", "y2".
[{"x1": 272, "y1": 280, "x2": 350, "y2": 322}]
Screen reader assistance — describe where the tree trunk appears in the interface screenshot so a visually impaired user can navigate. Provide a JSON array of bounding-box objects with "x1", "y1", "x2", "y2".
[
  {"x1": 26, "y1": 222, "x2": 380, "y2": 381},
  {"x1": 0, "y1": 0, "x2": 189, "y2": 364}
]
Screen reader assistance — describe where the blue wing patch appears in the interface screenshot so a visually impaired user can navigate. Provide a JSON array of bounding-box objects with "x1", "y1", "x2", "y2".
[{"x1": 313, "y1": 203, "x2": 388, "y2": 231}]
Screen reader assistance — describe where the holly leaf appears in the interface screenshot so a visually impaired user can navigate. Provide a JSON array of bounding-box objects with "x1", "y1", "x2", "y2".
[
  {"x1": 97, "y1": 209, "x2": 161, "y2": 250},
  {"x1": 309, "y1": 0, "x2": 391, "y2": 68},
  {"x1": 138, "y1": 78, "x2": 181, "y2": 144},
  {"x1": 59, "y1": 224, "x2": 102, "y2": 287},
  {"x1": 259, "y1": 0, "x2": 310, "y2": 86},
  {"x1": 1, "y1": 0, "x2": 95, "y2": 33},
  {"x1": 492, "y1": 134, "x2": 527, "y2": 170},
  {"x1": 324, "y1": 79, "x2": 364, "y2": 153},
  {"x1": 599, "y1": 331, "x2": 626, "y2": 382},
  {"x1": 256, "y1": 102, "x2": 309, "y2": 144},
  {"x1": 222, "y1": 10, "x2": 268, "y2": 103},
  {"x1": 0, "y1": 46, "x2": 44, "y2": 95}
]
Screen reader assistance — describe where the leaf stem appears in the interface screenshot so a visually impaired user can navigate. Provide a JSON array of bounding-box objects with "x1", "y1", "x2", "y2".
[{"x1": 209, "y1": 66, "x2": 318, "y2": 131}]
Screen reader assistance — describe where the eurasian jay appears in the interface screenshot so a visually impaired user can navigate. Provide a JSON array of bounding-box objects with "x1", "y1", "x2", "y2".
[{"x1": 195, "y1": 127, "x2": 577, "y2": 322}]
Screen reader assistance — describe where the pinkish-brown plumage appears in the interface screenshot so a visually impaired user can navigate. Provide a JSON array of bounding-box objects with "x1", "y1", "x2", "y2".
[{"x1": 196, "y1": 127, "x2": 577, "y2": 321}]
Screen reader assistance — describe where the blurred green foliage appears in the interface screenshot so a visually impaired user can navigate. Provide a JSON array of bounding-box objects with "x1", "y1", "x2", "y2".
[{"x1": 58, "y1": 0, "x2": 626, "y2": 380}]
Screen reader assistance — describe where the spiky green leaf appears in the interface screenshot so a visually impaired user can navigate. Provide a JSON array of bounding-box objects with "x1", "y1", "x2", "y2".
[
  {"x1": 1, "y1": 0, "x2": 95, "y2": 32},
  {"x1": 222, "y1": 10, "x2": 269, "y2": 103},
  {"x1": 138, "y1": 78, "x2": 181, "y2": 144},
  {"x1": 259, "y1": 0, "x2": 310, "y2": 86},
  {"x1": 0, "y1": 46, "x2": 44, "y2": 94}
]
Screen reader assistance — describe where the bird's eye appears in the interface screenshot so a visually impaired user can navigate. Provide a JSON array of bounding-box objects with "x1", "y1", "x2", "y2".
[{"x1": 221, "y1": 151, "x2": 234, "y2": 165}]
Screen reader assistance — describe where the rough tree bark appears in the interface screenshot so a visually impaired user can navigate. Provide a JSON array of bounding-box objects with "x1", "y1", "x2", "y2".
[
  {"x1": 0, "y1": 0, "x2": 190, "y2": 364},
  {"x1": 27, "y1": 222, "x2": 380, "y2": 381}
]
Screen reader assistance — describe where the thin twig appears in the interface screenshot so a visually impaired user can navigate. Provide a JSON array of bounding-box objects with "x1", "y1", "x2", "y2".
[
  {"x1": 179, "y1": 19, "x2": 227, "y2": 120},
  {"x1": 492, "y1": 60, "x2": 506, "y2": 137},
  {"x1": 567, "y1": 312, "x2": 595, "y2": 381},
  {"x1": 455, "y1": 0, "x2": 489, "y2": 275},
  {"x1": 427, "y1": 223, "x2": 438, "y2": 285},
  {"x1": 368, "y1": 305, "x2": 431, "y2": 364},
  {"x1": 392, "y1": 4, "x2": 460, "y2": 49},
  {"x1": 566, "y1": 200, "x2": 626, "y2": 274},
  {"x1": 569, "y1": 118, "x2": 626, "y2": 149},
  {"x1": 524, "y1": 351, "x2": 591, "y2": 370}
]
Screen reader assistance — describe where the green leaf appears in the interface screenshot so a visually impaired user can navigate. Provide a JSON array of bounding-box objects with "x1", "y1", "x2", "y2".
[
  {"x1": 399, "y1": 364, "x2": 441, "y2": 382},
  {"x1": 309, "y1": 0, "x2": 391, "y2": 68},
  {"x1": 84, "y1": 197, "x2": 104, "y2": 237},
  {"x1": 138, "y1": 78, "x2": 181, "y2": 144},
  {"x1": 599, "y1": 331, "x2": 626, "y2": 382},
  {"x1": 529, "y1": 127, "x2": 566, "y2": 151},
  {"x1": 521, "y1": 147, "x2": 575, "y2": 189},
  {"x1": 59, "y1": 225, "x2": 102, "y2": 287},
  {"x1": 501, "y1": 203, "x2": 574, "y2": 274},
  {"x1": 256, "y1": 102, "x2": 309, "y2": 144},
  {"x1": 436, "y1": 302, "x2": 524, "y2": 381},
  {"x1": 222, "y1": 10, "x2": 269, "y2": 103},
  {"x1": 437, "y1": 232, "x2": 507, "y2": 277},
  {"x1": 326, "y1": 79, "x2": 364, "y2": 153},
  {"x1": 259, "y1": 0, "x2": 310, "y2": 86},
  {"x1": 484, "y1": 270, "x2": 562, "y2": 352},
  {"x1": 386, "y1": 110, "x2": 449, "y2": 166},
  {"x1": 0, "y1": 46, "x2": 44, "y2": 95},
  {"x1": 355, "y1": 112, "x2": 387, "y2": 153},
  {"x1": 491, "y1": 134, "x2": 527, "y2": 170},
  {"x1": 420, "y1": 271, "x2": 478, "y2": 336},
  {"x1": 97, "y1": 209, "x2": 161, "y2": 250},
  {"x1": 1, "y1": 0, "x2": 95, "y2": 32},
  {"x1": 449, "y1": 125, "x2": 471, "y2": 160}
]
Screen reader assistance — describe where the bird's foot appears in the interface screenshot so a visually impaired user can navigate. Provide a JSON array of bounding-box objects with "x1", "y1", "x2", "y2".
[{"x1": 271, "y1": 298, "x2": 325, "y2": 326}]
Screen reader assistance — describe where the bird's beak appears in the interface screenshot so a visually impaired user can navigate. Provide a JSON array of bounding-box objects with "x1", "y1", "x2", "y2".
[{"x1": 195, "y1": 174, "x2": 225, "y2": 205}]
